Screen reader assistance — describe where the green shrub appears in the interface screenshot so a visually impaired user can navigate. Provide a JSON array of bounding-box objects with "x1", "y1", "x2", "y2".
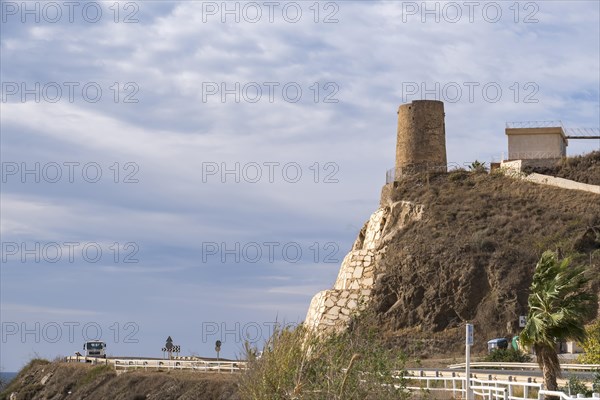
[
  {"x1": 579, "y1": 319, "x2": 600, "y2": 364},
  {"x1": 561, "y1": 376, "x2": 592, "y2": 397},
  {"x1": 238, "y1": 320, "x2": 409, "y2": 400},
  {"x1": 484, "y1": 348, "x2": 531, "y2": 363}
]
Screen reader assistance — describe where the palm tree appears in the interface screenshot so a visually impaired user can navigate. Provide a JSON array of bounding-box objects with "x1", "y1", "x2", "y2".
[
  {"x1": 468, "y1": 160, "x2": 487, "y2": 173},
  {"x1": 520, "y1": 251, "x2": 596, "y2": 392}
]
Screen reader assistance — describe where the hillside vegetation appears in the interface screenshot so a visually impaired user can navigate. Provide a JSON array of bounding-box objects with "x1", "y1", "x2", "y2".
[
  {"x1": 0, "y1": 359, "x2": 239, "y2": 400},
  {"x1": 523, "y1": 150, "x2": 600, "y2": 185},
  {"x1": 5, "y1": 153, "x2": 599, "y2": 398},
  {"x1": 370, "y1": 164, "x2": 600, "y2": 355}
]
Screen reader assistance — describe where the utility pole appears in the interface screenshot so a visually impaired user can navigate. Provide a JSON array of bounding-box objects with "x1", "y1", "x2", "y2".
[{"x1": 465, "y1": 323, "x2": 473, "y2": 400}]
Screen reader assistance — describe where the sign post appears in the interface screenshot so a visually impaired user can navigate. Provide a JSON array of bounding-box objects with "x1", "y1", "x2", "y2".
[
  {"x1": 215, "y1": 340, "x2": 222, "y2": 372},
  {"x1": 165, "y1": 336, "x2": 174, "y2": 360},
  {"x1": 465, "y1": 323, "x2": 473, "y2": 400},
  {"x1": 215, "y1": 340, "x2": 222, "y2": 360},
  {"x1": 162, "y1": 337, "x2": 181, "y2": 360}
]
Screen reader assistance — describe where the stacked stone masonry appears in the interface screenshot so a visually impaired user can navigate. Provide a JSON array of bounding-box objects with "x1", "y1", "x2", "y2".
[
  {"x1": 395, "y1": 100, "x2": 447, "y2": 176},
  {"x1": 305, "y1": 200, "x2": 424, "y2": 334}
]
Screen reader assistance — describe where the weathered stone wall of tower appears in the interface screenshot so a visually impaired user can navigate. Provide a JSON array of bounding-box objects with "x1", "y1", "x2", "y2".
[{"x1": 395, "y1": 100, "x2": 447, "y2": 177}]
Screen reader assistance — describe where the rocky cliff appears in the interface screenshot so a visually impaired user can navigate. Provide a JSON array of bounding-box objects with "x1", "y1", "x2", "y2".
[
  {"x1": 306, "y1": 160, "x2": 600, "y2": 354},
  {"x1": 305, "y1": 201, "x2": 424, "y2": 334}
]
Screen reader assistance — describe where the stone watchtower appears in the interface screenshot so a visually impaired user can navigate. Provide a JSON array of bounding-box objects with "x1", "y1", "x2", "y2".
[
  {"x1": 395, "y1": 100, "x2": 447, "y2": 177},
  {"x1": 304, "y1": 100, "x2": 446, "y2": 335}
]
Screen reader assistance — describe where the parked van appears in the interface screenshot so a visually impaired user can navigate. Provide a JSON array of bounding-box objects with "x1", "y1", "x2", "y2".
[{"x1": 487, "y1": 338, "x2": 509, "y2": 353}]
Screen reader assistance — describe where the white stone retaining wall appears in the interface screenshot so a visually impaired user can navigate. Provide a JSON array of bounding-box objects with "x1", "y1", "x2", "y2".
[
  {"x1": 525, "y1": 173, "x2": 600, "y2": 194},
  {"x1": 500, "y1": 160, "x2": 600, "y2": 194},
  {"x1": 304, "y1": 201, "x2": 423, "y2": 334}
]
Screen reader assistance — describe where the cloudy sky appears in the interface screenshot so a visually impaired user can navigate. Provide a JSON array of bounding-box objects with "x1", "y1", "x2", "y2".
[{"x1": 1, "y1": 0, "x2": 598, "y2": 371}]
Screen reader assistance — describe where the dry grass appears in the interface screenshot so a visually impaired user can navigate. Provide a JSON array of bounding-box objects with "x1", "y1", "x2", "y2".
[
  {"x1": 0, "y1": 359, "x2": 240, "y2": 400},
  {"x1": 523, "y1": 151, "x2": 600, "y2": 185},
  {"x1": 238, "y1": 316, "x2": 409, "y2": 400},
  {"x1": 371, "y1": 164, "x2": 600, "y2": 356}
]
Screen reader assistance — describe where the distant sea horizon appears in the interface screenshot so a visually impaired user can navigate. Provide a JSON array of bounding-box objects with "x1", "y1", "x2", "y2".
[{"x1": 1, "y1": 372, "x2": 18, "y2": 389}]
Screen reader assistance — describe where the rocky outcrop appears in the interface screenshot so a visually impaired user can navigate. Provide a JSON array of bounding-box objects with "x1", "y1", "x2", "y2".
[
  {"x1": 305, "y1": 167, "x2": 599, "y2": 354},
  {"x1": 304, "y1": 201, "x2": 423, "y2": 333},
  {"x1": 1, "y1": 360, "x2": 240, "y2": 400},
  {"x1": 374, "y1": 172, "x2": 599, "y2": 352}
]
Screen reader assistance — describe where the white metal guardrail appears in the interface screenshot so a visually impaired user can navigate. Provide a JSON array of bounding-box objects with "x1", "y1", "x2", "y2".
[
  {"x1": 65, "y1": 358, "x2": 599, "y2": 399},
  {"x1": 65, "y1": 356, "x2": 247, "y2": 373},
  {"x1": 448, "y1": 362, "x2": 600, "y2": 371},
  {"x1": 406, "y1": 374, "x2": 600, "y2": 400}
]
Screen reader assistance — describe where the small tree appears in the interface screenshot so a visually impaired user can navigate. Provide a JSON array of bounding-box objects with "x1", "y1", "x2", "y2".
[
  {"x1": 468, "y1": 160, "x2": 488, "y2": 173},
  {"x1": 579, "y1": 319, "x2": 600, "y2": 364},
  {"x1": 520, "y1": 251, "x2": 596, "y2": 392},
  {"x1": 484, "y1": 348, "x2": 531, "y2": 363},
  {"x1": 561, "y1": 376, "x2": 593, "y2": 397}
]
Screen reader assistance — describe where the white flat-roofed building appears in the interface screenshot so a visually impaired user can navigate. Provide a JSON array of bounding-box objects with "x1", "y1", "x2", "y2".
[{"x1": 505, "y1": 123, "x2": 568, "y2": 161}]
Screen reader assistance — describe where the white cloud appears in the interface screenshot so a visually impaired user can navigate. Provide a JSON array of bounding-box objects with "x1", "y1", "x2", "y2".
[
  {"x1": 1, "y1": 0, "x2": 598, "y2": 371},
  {"x1": 1, "y1": 303, "x2": 103, "y2": 317}
]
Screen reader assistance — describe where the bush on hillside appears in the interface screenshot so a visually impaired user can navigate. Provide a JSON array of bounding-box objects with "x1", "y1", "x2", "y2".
[
  {"x1": 579, "y1": 319, "x2": 600, "y2": 364},
  {"x1": 484, "y1": 348, "x2": 531, "y2": 363},
  {"x1": 238, "y1": 316, "x2": 409, "y2": 400}
]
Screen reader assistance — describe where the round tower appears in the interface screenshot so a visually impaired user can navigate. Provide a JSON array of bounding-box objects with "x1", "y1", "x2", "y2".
[{"x1": 395, "y1": 100, "x2": 447, "y2": 177}]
